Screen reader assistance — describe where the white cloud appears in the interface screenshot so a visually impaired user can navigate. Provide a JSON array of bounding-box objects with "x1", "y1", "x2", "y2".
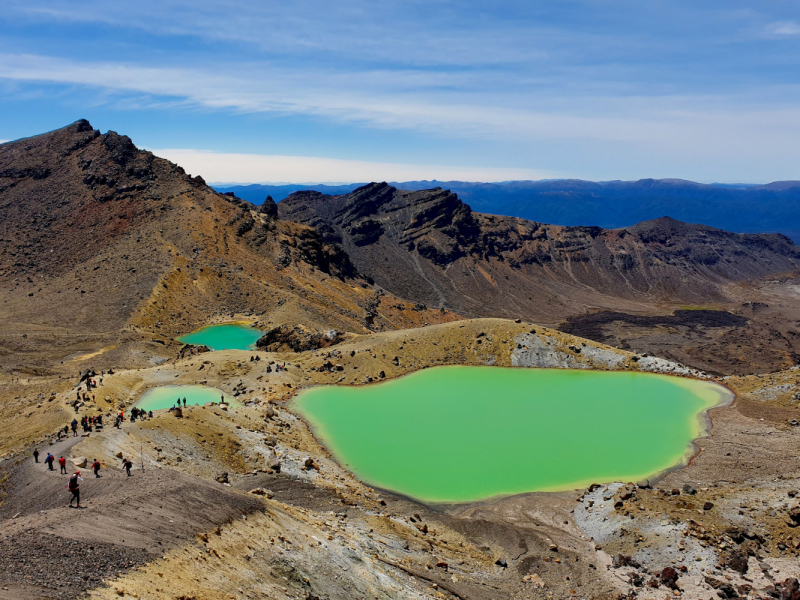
[
  {"x1": 768, "y1": 21, "x2": 800, "y2": 36},
  {"x1": 149, "y1": 148, "x2": 557, "y2": 184},
  {"x1": 4, "y1": 52, "x2": 800, "y2": 154}
]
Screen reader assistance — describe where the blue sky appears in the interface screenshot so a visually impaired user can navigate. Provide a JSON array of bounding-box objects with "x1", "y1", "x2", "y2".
[{"x1": 1, "y1": 1, "x2": 799, "y2": 183}]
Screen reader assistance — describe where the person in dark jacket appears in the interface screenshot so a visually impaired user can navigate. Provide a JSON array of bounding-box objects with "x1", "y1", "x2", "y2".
[{"x1": 68, "y1": 471, "x2": 83, "y2": 508}]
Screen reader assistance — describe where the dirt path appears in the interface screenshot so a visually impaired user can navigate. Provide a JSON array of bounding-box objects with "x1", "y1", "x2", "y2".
[{"x1": 0, "y1": 432, "x2": 264, "y2": 599}]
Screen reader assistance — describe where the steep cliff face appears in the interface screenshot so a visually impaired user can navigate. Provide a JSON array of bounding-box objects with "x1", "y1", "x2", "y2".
[
  {"x1": 0, "y1": 123, "x2": 456, "y2": 371},
  {"x1": 279, "y1": 183, "x2": 800, "y2": 322}
]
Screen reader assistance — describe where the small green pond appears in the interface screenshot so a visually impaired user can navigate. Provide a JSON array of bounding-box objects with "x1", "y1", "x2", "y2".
[
  {"x1": 177, "y1": 323, "x2": 262, "y2": 351},
  {"x1": 135, "y1": 385, "x2": 236, "y2": 412},
  {"x1": 293, "y1": 366, "x2": 730, "y2": 503}
]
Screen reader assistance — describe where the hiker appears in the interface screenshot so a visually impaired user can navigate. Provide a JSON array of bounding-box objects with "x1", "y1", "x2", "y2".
[
  {"x1": 91, "y1": 459, "x2": 101, "y2": 478},
  {"x1": 45, "y1": 453, "x2": 54, "y2": 471},
  {"x1": 123, "y1": 458, "x2": 133, "y2": 476},
  {"x1": 182, "y1": 397, "x2": 187, "y2": 407},
  {"x1": 68, "y1": 471, "x2": 83, "y2": 508},
  {"x1": 114, "y1": 414, "x2": 122, "y2": 428},
  {"x1": 71, "y1": 419, "x2": 78, "y2": 436},
  {"x1": 33, "y1": 449, "x2": 39, "y2": 463},
  {"x1": 58, "y1": 456, "x2": 67, "y2": 474},
  {"x1": 148, "y1": 410, "x2": 153, "y2": 419}
]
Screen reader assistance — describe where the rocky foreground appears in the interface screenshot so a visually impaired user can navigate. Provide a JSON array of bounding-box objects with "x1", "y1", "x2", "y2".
[{"x1": 0, "y1": 319, "x2": 799, "y2": 600}]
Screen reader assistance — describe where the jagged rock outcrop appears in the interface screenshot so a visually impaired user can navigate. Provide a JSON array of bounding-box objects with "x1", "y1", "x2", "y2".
[
  {"x1": 256, "y1": 325, "x2": 345, "y2": 353},
  {"x1": 280, "y1": 183, "x2": 800, "y2": 323}
]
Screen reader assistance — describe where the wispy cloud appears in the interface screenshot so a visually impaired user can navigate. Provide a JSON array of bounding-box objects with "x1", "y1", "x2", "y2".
[
  {"x1": 767, "y1": 21, "x2": 800, "y2": 37},
  {"x1": 150, "y1": 148, "x2": 557, "y2": 184},
  {"x1": 1, "y1": 1, "x2": 800, "y2": 181},
  {"x1": 3, "y1": 52, "x2": 800, "y2": 157}
]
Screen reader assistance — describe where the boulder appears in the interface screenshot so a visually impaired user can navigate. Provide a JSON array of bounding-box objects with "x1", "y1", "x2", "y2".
[
  {"x1": 249, "y1": 488, "x2": 274, "y2": 498},
  {"x1": 522, "y1": 573, "x2": 545, "y2": 588},
  {"x1": 177, "y1": 344, "x2": 211, "y2": 359},
  {"x1": 264, "y1": 405, "x2": 275, "y2": 420},
  {"x1": 256, "y1": 324, "x2": 345, "y2": 353},
  {"x1": 216, "y1": 472, "x2": 229, "y2": 484},
  {"x1": 612, "y1": 554, "x2": 640, "y2": 568},
  {"x1": 659, "y1": 567, "x2": 679, "y2": 590},
  {"x1": 71, "y1": 456, "x2": 88, "y2": 468},
  {"x1": 682, "y1": 483, "x2": 697, "y2": 495},
  {"x1": 720, "y1": 549, "x2": 748, "y2": 574},
  {"x1": 267, "y1": 453, "x2": 280, "y2": 473}
]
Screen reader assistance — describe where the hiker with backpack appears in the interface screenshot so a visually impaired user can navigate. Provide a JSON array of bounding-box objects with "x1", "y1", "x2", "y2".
[
  {"x1": 123, "y1": 458, "x2": 133, "y2": 476},
  {"x1": 91, "y1": 459, "x2": 101, "y2": 478},
  {"x1": 68, "y1": 471, "x2": 83, "y2": 508},
  {"x1": 58, "y1": 456, "x2": 67, "y2": 474},
  {"x1": 45, "y1": 453, "x2": 54, "y2": 471}
]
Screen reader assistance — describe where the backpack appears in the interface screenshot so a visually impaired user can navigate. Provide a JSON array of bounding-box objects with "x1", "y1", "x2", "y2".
[{"x1": 68, "y1": 476, "x2": 78, "y2": 491}]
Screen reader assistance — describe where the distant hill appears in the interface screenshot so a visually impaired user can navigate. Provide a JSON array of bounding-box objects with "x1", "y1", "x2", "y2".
[
  {"x1": 216, "y1": 179, "x2": 800, "y2": 243},
  {"x1": 279, "y1": 182, "x2": 800, "y2": 324}
]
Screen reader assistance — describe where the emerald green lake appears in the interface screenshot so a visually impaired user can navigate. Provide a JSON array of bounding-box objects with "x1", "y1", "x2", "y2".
[
  {"x1": 135, "y1": 385, "x2": 236, "y2": 412},
  {"x1": 177, "y1": 323, "x2": 262, "y2": 351},
  {"x1": 293, "y1": 366, "x2": 730, "y2": 503}
]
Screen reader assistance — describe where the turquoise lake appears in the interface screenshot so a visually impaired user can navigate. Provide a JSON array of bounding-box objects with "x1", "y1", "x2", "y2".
[
  {"x1": 294, "y1": 366, "x2": 731, "y2": 503},
  {"x1": 177, "y1": 323, "x2": 262, "y2": 351},
  {"x1": 135, "y1": 385, "x2": 237, "y2": 412}
]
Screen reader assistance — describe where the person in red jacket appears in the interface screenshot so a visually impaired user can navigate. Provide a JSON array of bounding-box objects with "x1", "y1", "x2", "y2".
[
  {"x1": 58, "y1": 456, "x2": 67, "y2": 474},
  {"x1": 91, "y1": 459, "x2": 101, "y2": 478}
]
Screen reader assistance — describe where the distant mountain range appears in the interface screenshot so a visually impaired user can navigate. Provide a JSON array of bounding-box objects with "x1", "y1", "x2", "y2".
[
  {"x1": 279, "y1": 182, "x2": 800, "y2": 324},
  {"x1": 215, "y1": 179, "x2": 800, "y2": 243}
]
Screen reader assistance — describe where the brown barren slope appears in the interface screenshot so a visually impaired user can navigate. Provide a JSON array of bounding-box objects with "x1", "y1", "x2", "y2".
[
  {"x1": 0, "y1": 122, "x2": 458, "y2": 375},
  {"x1": 279, "y1": 182, "x2": 800, "y2": 323}
]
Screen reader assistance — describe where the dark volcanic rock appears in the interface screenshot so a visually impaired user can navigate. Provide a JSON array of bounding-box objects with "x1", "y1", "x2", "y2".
[
  {"x1": 261, "y1": 194, "x2": 279, "y2": 219},
  {"x1": 279, "y1": 183, "x2": 800, "y2": 324},
  {"x1": 256, "y1": 325, "x2": 345, "y2": 352}
]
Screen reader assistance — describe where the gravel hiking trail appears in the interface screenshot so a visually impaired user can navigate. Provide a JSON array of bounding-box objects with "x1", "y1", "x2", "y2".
[{"x1": 0, "y1": 433, "x2": 263, "y2": 599}]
